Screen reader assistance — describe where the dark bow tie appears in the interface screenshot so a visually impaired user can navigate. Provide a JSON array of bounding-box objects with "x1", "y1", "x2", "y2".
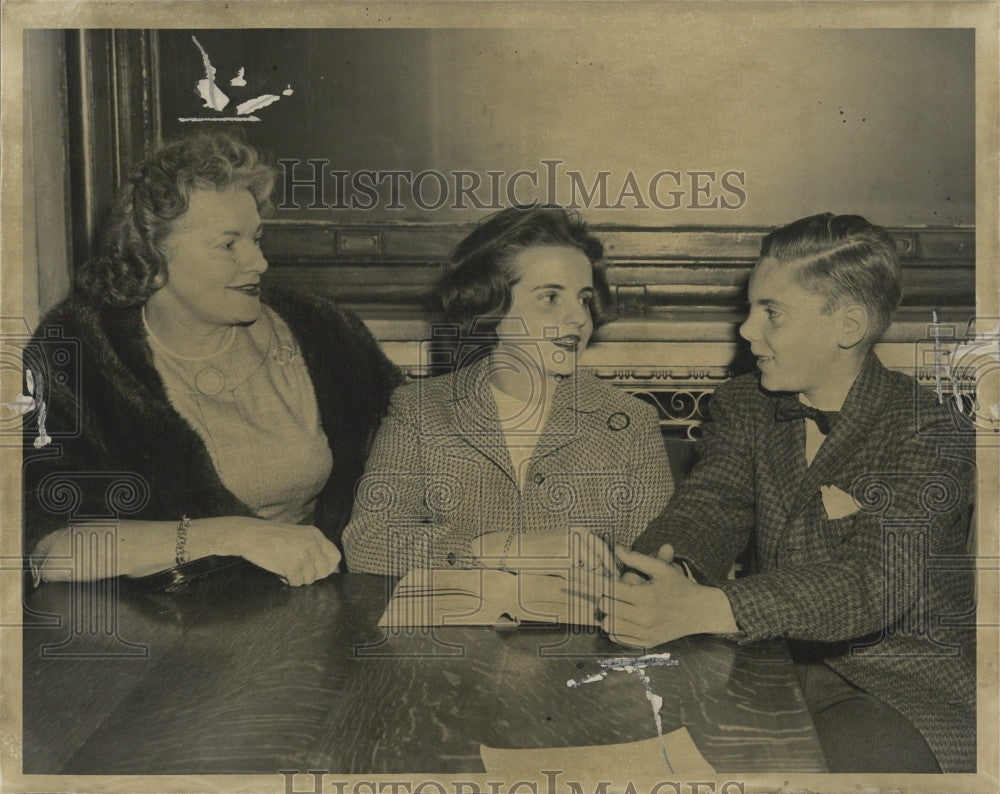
[{"x1": 774, "y1": 398, "x2": 839, "y2": 435}]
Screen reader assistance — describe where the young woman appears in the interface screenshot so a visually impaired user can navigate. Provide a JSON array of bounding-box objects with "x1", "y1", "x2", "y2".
[{"x1": 342, "y1": 205, "x2": 672, "y2": 577}]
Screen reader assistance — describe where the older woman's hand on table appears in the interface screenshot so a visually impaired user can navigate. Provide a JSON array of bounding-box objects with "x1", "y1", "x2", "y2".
[
  {"x1": 207, "y1": 517, "x2": 342, "y2": 586},
  {"x1": 34, "y1": 517, "x2": 342, "y2": 585}
]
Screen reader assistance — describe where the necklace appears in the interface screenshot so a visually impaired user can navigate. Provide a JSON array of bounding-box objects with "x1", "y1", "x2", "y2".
[{"x1": 142, "y1": 306, "x2": 236, "y2": 361}]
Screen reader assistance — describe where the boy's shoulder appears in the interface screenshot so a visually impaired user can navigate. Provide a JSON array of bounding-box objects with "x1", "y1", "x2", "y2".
[
  {"x1": 847, "y1": 353, "x2": 968, "y2": 439},
  {"x1": 710, "y1": 356, "x2": 969, "y2": 443},
  {"x1": 879, "y1": 366, "x2": 972, "y2": 440},
  {"x1": 709, "y1": 371, "x2": 770, "y2": 416},
  {"x1": 715, "y1": 370, "x2": 766, "y2": 398},
  {"x1": 712, "y1": 354, "x2": 923, "y2": 408}
]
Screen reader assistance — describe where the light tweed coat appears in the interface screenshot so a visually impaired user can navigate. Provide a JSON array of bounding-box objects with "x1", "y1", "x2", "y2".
[
  {"x1": 343, "y1": 359, "x2": 672, "y2": 577},
  {"x1": 634, "y1": 352, "x2": 977, "y2": 772}
]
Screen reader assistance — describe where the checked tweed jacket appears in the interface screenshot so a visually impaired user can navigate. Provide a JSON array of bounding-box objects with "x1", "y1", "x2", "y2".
[
  {"x1": 343, "y1": 358, "x2": 673, "y2": 577},
  {"x1": 634, "y1": 351, "x2": 977, "y2": 772}
]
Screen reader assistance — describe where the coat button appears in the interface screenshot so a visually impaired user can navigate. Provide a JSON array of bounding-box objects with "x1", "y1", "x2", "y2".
[
  {"x1": 447, "y1": 552, "x2": 456, "y2": 566},
  {"x1": 607, "y1": 412, "x2": 630, "y2": 431}
]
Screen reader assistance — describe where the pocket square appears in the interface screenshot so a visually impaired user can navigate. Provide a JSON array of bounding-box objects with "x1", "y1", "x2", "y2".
[{"x1": 820, "y1": 484, "x2": 858, "y2": 520}]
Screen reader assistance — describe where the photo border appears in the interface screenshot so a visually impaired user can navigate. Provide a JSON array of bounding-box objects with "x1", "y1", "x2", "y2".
[{"x1": 1, "y1": 2, "x2": 997, "y2": 793}]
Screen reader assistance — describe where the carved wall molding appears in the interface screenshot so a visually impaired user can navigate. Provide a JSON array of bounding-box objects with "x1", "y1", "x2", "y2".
[
  {"x1": 260, "y1": 220, "x2": 973, "y2": 265},
  {"x1": 264, "y1": 223, "x2": 974, "y2": 325},
  {"x1": 387, "y1": 339, "x2": 980, "y2": 440}
]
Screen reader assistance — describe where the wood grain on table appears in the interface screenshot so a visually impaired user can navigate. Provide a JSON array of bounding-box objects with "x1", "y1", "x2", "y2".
[{"x1": 22, "y1": 568, "x2": 826, "y2": 775}]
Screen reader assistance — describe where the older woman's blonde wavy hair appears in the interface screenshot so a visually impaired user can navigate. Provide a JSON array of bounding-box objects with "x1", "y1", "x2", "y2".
[{"x1": 75, "y1": 131, "x2": 277, "y2": 307}]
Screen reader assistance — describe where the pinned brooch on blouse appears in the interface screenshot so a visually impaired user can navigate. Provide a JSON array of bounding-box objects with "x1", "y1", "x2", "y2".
[{"x1": 272, "y1": 345, "x2": 296, "y2": 365}]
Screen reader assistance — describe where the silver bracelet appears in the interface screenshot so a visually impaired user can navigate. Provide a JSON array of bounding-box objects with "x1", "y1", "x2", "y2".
[{"x1": 175, "y1": 515, "x2": 191, "y2": 565}]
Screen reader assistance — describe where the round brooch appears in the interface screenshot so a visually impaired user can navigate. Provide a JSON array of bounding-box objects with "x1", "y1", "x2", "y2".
[
  {"x1": 607, "y1": 412, "x2": 630, "y2": 431},
  {"x1": 194, "y1": 367, "x2": 225, "y2": 396},
  {"x1": 272, "y1": 345, "x2": 296, "y2": 365}
]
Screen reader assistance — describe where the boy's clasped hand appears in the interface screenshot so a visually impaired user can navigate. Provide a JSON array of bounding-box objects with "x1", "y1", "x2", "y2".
[{"x1": 580, "y1": 543, "x2": 738, "y2": 649}]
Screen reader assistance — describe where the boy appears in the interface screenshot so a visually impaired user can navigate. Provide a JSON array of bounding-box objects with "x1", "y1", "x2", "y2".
[{"x1": 602, "y1": 214, "x2": 976, "y2": 773}]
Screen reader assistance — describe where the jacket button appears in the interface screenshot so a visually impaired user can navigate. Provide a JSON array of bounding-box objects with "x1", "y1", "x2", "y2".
[
  {"x1": 447, "y1": 552, "x2": 456, "y2": 566},
  {"x1": 607, "y1": 412, "x2": 630, "y2": 431}
]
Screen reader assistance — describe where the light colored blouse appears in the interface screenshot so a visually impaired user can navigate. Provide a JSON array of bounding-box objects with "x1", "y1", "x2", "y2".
[
  {"x1": 489, "y1": 382, "x2": 554, "y2": 489},
  {"x1": 145, "y1": 305, "x2": 333, "y2": 525}
]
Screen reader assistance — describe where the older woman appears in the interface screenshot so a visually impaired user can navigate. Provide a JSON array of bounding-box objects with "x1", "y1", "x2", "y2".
[
  {"x1": 22, "y1": 132, "x2": 401, "y2": 586},
  {"x1": 342, "y1": 205, "x2": 673, "y2": 577}
]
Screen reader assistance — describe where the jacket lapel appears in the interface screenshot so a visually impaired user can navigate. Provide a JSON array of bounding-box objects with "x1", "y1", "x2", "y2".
[
  {"x1": 787, "y1": 352, "x2": 887, "y2": 519},
  {"x1": 446, "y1": 365, "x2": 605, "y2": 484},
  {"x1": 762, "y1": 406, "x2": 807, "y2": 519},
  {"x1": 530, "y1": 373, "x2": 605, "y2": 463},
  {"x1": 448, "y1": 359, "x2": 518, "y2": 484}
]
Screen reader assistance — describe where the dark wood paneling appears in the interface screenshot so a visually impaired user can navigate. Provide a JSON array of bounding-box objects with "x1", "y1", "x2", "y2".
[
  {"x1": 918, "y1": 231, "x2": 975, "y2": 259},
  {"x1": 75, "y1": 31, "x2": 972, "y2": 339},
  {"x1": 67, "y1": 29, "x2": 160, "y2": 265},
  {"x1": 260, "y1": 224, "x2": 975, "y2": 328},
  {"x1": 72, "y1": 30, "x2": 972, "y2": 325},
  {"x1": 261, "y1": 222, "x2": 974, "y2": 265},
  {"x1": 599, "y1": 228, "x2": 764, "y2": 260}
]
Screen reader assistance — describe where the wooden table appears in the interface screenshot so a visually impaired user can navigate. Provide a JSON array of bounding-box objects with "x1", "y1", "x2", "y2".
[{"x1": 22, "y1": 565, "x2": 827, "y2": 775}]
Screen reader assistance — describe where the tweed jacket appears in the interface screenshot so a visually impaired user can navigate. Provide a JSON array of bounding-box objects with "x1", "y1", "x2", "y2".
[
  {"x1": 634, "y1": 351, "x2": 976, "y2": 772},
  {"x1": 22, "y1": 288, "x2": 402, "y2": 555},
  {"x1": 343, "y1": 359, "x2": 673, "y2": 576}
]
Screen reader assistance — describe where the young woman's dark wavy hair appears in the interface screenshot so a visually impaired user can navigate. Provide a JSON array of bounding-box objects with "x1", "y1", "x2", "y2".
[
  {"x1": 433, "y1": 205, "x2": 615, "y2": 351},
  {"x1": 75, "y1": 131, "x2": 277, "y2": 307}
]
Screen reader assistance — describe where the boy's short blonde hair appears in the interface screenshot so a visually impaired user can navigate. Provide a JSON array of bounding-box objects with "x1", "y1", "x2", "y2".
[{"x1": 760, "y1": 213, "x2": 902, "y2": 345}]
